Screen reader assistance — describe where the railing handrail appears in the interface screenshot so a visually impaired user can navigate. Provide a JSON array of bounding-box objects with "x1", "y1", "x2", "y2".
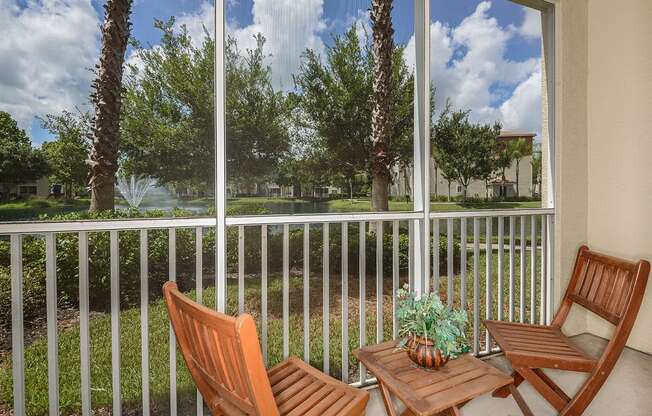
[
  {"x1": 0, "y1": 217, "x2": 216, "y2": 234},
  {"x1": 0, "y1": 208, "x2": 554, "y2": 234},
  {"x1": 429, "y1": 208, "x2": 553, "y2": 219}
]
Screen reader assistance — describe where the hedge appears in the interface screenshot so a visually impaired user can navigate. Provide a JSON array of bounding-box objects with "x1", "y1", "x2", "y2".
[{"x1": 0, "y1": 208, "x2": 459, "y2": 327}]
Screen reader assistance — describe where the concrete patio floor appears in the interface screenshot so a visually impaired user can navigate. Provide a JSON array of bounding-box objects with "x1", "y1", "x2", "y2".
[{"x1": 363, "y1": 333, "x2": 652, "y2": 415}]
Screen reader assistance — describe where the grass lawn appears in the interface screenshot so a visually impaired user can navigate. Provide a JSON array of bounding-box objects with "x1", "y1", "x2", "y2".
[
  {"x1": 326, "y1": 198, "x2": 541, "y2": 212},
  {"x1": 227, "y1": 196, "x2": 541, "y2": 214},
  {"x1": 0, "y1": 198, "x2": 89, "y2": 221},
  {"x1": 0, "y1": 196, "x2": 541, "y2": 222},
  {"x1": 0, "y1": 250, "x2": 543, "y2": 416}
]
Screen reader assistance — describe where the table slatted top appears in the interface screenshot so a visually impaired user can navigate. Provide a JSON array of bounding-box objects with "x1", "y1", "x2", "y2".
[{"x1": 354, "y1": 341, "x2": 513, "y2": 416}]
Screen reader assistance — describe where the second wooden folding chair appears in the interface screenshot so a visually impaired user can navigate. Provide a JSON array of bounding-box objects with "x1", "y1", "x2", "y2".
[{"x1": 486, "y1": 245, "x2": 649, "y2": 415}]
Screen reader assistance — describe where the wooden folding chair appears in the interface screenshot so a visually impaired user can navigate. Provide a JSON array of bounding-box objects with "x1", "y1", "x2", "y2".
[
  {"x1": 163, "y1": 282, "x2": 369, "y2": 416},
  {"x1": 485, "y1": 245, "x2": 649, "y2": 415}
]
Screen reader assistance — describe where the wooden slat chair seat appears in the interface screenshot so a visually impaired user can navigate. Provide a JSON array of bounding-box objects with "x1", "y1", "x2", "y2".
[
  {"x1": 484, "y1": 321, "x2": 597, "y2": 372},
  {"x1": 485, "y1": 246, "x2": 649, "y2": 416},
  {"x1": 267, "y1": 358, "x2": 368, "y2": 416},
  {"x1": 163, "y1": 282, "x2": 369, "y2": 416}
]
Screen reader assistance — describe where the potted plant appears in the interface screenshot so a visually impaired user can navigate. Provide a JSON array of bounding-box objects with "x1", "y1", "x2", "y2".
[{"x1": 396, "y1": 286, "x2": 469, "y2": 370}]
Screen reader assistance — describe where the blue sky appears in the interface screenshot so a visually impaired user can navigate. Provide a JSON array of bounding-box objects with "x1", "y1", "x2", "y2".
[{"x1": 1, "y1": 0, "x2": 542, "y2": 145}]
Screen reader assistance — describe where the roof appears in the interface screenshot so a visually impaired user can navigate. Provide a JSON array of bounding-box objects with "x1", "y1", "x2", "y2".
[
  {"x1": 499, "y1": 130, "x2": 536, "y2": 139},
  {"x1": 488, "y1": 177, "x2": 516, "y2": 184}
]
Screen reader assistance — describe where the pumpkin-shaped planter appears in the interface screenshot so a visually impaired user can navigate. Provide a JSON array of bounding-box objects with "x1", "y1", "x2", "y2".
[
  {"x1": 395, "y1": 286, "x2": 469, "y2": 370},
  {"x1": 406, "y1": 335, "x2": 450, "y2": 370}
]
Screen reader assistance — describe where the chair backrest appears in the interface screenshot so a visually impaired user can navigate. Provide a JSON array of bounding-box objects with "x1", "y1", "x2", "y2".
[
  {"x1": 163, "y1": 282, "x2": 279, "y2": 416},
  {"x1": 552, "y1": 248, "x2": 649, "y2": 414},
  {"x1": 554, "y1": 245, "x2": 649, "y2": 328}
]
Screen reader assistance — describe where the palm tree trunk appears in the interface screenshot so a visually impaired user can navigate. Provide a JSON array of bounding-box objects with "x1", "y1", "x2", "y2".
[
  {"x1": 370, "y1": 0, "x2": 394, "y2": 212},
  {"x1": 434, "y1": 164, "x2": 438, "y2": 197},
  {"x1": 88, "y1": 0, "x2": 133, "y2": 212},
  {"x1": 515, "y1": 160, "x2": 520, "y2": 198}
]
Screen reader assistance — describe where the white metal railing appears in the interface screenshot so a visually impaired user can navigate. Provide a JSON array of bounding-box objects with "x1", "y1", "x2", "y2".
[{"x1": 2, "y1": 208, "x2": 553, "y2": 415}]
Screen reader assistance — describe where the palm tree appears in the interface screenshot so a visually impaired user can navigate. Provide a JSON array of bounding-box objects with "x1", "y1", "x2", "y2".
[
  {"x1": 531, "y1": 150, "x2": 542, "y2": 197},
  {"x1": 88, "y1": 0, "x2": 133, "y2": 211},
  {"x1": 506, "y1": 138, "x2": 532, "y2": 198},
  {"x1": 370, "y1": 0, "x2": 394, "y2": 212}
]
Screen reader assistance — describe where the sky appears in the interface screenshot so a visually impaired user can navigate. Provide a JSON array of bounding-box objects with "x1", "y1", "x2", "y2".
[{"x1": 0, "y1": 0, "x2": 542, "y2": 145}]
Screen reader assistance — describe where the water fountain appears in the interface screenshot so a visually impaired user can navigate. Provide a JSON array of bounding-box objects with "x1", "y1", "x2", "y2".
[{"x1": 116, "y1": 173, "x2": 156, "y2": 209}]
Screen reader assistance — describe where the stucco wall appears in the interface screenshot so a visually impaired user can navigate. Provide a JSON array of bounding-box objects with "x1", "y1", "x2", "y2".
[
  {"x1": 585, "y1": 0, "x2": 652, "y2": 353},
  {"x1": 552, "y1": 0, "x2": 590, "y2": 337}
]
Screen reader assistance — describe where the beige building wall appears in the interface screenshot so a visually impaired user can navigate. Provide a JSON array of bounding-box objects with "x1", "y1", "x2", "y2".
[
  {"x1": 553, "y1": 0, "x2": 652, "y2": 354},
  {"x1": 551, "y1": 0, "x2": 590, "y2": 337},
  {"x1": 390, "y1": 155, "x2": 534, "y2": 200},
  {"x1": 431, "y1": 155, "x2": 533, "y2": 199},
  {"x1": 584, "y1": 0, "x2": 652, "y2": 353}
]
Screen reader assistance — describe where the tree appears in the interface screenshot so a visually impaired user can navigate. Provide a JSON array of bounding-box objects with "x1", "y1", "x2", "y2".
[
  {"x1": 0, "y1": 112, "x2": 48, "y2": 200},
  {"x1": 225, "y1": 35, "x2": 291, "y2": 189},
  {"x1": 506, "y1": 138, "x2": 532, "y2": 198},
  {"x1": 370, "y1": 0, "x2": 395, "y2": 212},
  {"x1": 431, "y1": 109, "x2": 501, "y2": 201},
  {"x1": 88, "y1": 0, "x2": 133, "y2": 211},
  {"x1": 41, "y1": 111, "x2": 91, "y2": 199},
  {"x1": 494, "y1": 141, "x2": 513, "y2": 199},
  {"x1": 294, "y1": 26, "x2": 413, "y2": 205},
  {"x1": 531, "y1": 148, "x2": 542, "y2": 197},
  {"x1": 121, "y1": 19, "x2": 215, "y2": 192},
  {"x1": 121, "y1": 25, "x2": 290, "y2": 193}
]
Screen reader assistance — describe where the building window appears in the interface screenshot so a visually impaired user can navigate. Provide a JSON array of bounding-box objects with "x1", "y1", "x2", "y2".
[
  {"x1": 456, "y1": 185, "x2": 463, "y2": 193},
  {"x1": 19, "y1": 186, "x2": 37, "y2": 195}
]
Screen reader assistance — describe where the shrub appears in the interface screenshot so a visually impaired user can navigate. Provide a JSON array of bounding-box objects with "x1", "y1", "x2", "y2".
[{"x1": 0, "y1": 209, "x2": 460, "y2": 327}]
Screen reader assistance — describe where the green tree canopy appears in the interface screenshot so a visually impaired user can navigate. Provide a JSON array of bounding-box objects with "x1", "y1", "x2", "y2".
[
  {"x1": 225, "y1": 34, "x2": 291, "y2": 189},
  {"x1": 431, "y1": 108, "x2": 501, "y2": 200},
  {"x1": 120, "y1": 19, "x2": 216, "y2": 192},
  {"x1": 0, "y1": 111, "x2": 48, "y2": 200},
  {"x1": 40, "y1": 110, "x2": 91, "y2": 199},
  {"x1": 293, "y1": 26, "x2": 413, "y2": 193},
  {"x1": 120, "y1": 20, "x2": 290, "y2": 193}
]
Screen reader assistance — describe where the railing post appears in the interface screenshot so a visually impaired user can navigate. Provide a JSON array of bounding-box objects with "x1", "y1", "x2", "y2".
[
  {"x1": 547, "y1": 215, "x2": 555, "y2": 324},
  {"x1": 323, "y1": 223, "x2": 330, "y2": 374},
  {"x1": 79, "y1": 232, "x2": 91, "y2": 416},
  {"x1": 214, "y1": 0, "x2": 227, "y2": 314},
  {"x1": 262, "y1": 225, "x2": 269, "y2": 365},
  {"x1": 302, "y1": 224, "x2": 309, "y2": 363},
  {"x1": 341, "y1": 222, "x2": 349, "y2": 383},
  {"x1": 11, "y1": 234, "x2": 25, "y2": 416},
  {"x1": 45, "y1": 232, "x2": 59, "y2": 415},
  {"x1": 283, "y1": 224, "x2": 290, "y2": 360},
  {"x1": 412, "y1": 0, "x2": 430, "y2": 296},
  {"x1": 110, "y1": 231, "x2": 121, "y2": 416},
  {"x1": 169, "y1": 229, "x2": 177, "y2": 416},
  {"x1": 140, "y1": 230, "x2": 150, "y2": 416}
]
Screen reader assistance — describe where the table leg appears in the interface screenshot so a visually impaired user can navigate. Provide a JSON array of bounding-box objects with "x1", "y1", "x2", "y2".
[
  {"x1": 379, "y1": 381, "x2": 398, "y2": 416},
  {"x1": 448, "y1": 406, "x2": 462, "y2": 416},
  {"x1": 509, "y1": 384, "x2": 534, "y2": 416}
]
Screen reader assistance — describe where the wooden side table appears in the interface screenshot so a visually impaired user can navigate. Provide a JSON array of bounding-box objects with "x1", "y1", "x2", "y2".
[{"x1": 354, "y1": 341, "x2": 517, "y2": 416}]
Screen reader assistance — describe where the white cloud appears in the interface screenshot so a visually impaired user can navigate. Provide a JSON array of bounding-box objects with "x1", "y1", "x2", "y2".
[
  {"x1": 0, "y1": 0, "x2": 99, "y2": 132},
  {"x1": 227, "y1": 0, "x2": 326, "y2": 90},
  {"x1": 519, "y1": 7, "x2": 541, "y2": 40},
  {"x1": 175, "y1": 1, "x2": 215, "y2": 48},
  {"x1": 406, "y1": 1, "x2": 542, "y2": 136},
  {"x1": 169, "y1": 0, "x2": 327, "y2": 90},
  {"x1": 499, "y1": 66, "x2": 541, "y2": 134}
]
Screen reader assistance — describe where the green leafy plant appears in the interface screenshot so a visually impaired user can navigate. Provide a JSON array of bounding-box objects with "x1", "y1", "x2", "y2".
[{"x1": 396, "y1": 285, "x2": 470, "y2": 358}]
